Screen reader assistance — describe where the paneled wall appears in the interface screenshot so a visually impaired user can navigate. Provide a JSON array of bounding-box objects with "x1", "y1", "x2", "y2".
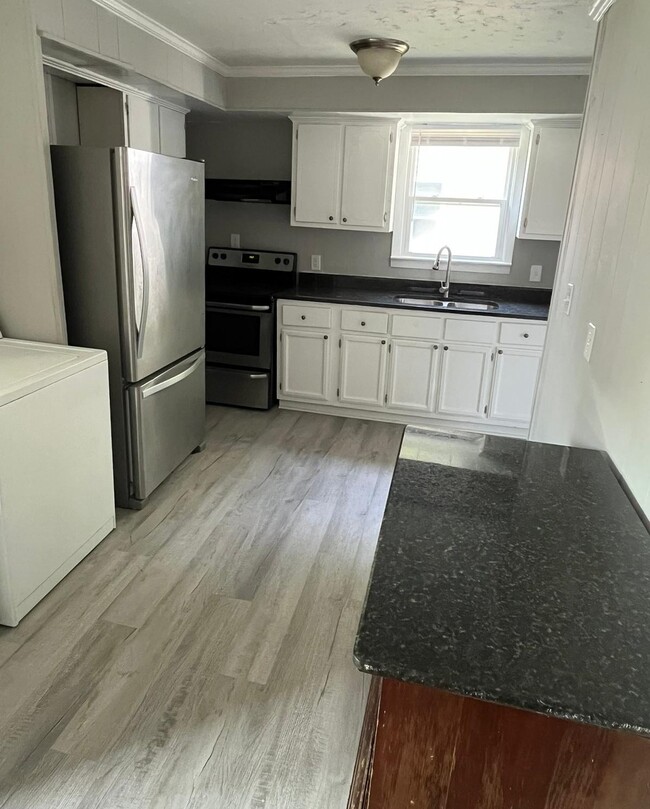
[
  {"x1": 531, "y1": 0, "x2": 650, "y2": 517},
  {"x1": 0, "y1": 0, "x2": 67, "y2": 342}
]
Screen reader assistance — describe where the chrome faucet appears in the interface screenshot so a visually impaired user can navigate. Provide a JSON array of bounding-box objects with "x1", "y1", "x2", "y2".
[{"x1": 434, "y1": 246, "x2": 453, "y2": 298}]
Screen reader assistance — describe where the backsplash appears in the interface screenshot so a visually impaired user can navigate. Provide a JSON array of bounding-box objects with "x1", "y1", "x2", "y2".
[{"x1": 190, "y1": 118, "x2": 560, "y2": 289}]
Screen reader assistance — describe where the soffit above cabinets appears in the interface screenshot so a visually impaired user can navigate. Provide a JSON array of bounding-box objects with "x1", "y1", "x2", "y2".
[{"x1": 95, "y1": 0, "x2": 597, "y2": 77}]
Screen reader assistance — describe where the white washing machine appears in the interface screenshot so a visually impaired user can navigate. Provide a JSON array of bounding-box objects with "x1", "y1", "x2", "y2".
[{"x1": 0, "y1": 338, "x2": 115, "y2": 626}]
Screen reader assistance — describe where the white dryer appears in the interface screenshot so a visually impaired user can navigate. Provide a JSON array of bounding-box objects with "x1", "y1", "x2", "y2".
[{"x1": 0, "y1": 338, "x2": 115, "y2": 626}]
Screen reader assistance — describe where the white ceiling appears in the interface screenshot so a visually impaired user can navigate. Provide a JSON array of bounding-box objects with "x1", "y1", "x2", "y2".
[{"x1": 119, "y1": 0, "x2": 597, "y2": 71}]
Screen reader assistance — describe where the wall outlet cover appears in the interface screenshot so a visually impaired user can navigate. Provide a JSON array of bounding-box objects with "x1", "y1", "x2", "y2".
[
  {"x1": 311, "y1": 254, "x2": 322, "y2": 272},
  {"x1": 230, "y1": 233, "x2": 241, "y2": 248},
  {"x1": 584, "y1": 322, "x2": 596, "y2": 362},
  {"x1": 530, "y1": 264, "x2": 543, "y2": 283}
]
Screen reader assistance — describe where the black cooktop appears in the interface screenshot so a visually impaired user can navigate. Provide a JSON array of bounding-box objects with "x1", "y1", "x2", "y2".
[{"x1": 205, "y1": 247, "x2": 297, "y2": 305}]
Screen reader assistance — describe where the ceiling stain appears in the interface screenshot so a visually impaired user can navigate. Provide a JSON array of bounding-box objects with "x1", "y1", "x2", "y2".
[{"x1": 122, "y1": 0, "x2": 596, "y2": 67}]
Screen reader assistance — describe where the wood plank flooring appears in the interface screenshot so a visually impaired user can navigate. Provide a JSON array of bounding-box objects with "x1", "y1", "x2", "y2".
[{"x1": 0, "y1": 406, "x2": 402, "y2": 809}]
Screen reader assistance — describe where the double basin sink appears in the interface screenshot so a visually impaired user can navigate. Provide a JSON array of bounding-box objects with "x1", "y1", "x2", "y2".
[{"x1": 395, "y1": 295, "x2": 499, "y2": 311}]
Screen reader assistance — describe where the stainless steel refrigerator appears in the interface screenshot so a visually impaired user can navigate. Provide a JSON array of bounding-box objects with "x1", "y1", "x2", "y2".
[{"x1": 51, "y1": 146, "x2": 205, "y2": 509}]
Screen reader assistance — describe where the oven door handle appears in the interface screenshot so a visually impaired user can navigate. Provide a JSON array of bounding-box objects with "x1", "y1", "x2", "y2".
[{"x1": 206, "y1": 301, "x2": 271, "y2": 312}]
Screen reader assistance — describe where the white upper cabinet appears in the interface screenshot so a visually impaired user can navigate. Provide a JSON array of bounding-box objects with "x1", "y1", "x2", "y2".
[
  {"x1": 293, "y1": 124, "x2": 343, "y2": 225},
  {"x1": 291, "y1": 117, "x2": 400, "y2": 232},
  {"x1": 341, "y1": 125, "x2": 394, "y2": 229},
  {"x1": 76, "y1": 87, "x2": 186, "y2": 157},
  {"x1": 518, "y1": 121, "x2": 581, "y2": 241},
  {"x1": 125, "y1": 94, "x2": 160, "y2": 153},
  {"x1": 158, "y1": 106, "x2": 186, "y2": 158}
]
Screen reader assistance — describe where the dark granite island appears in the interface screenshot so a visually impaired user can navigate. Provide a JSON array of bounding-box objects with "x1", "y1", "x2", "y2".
[{"x1": 350, "y1": 427, "x2": 650, "y2": 809}]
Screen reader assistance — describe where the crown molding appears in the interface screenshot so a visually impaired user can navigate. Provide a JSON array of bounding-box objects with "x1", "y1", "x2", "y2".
[
  {"x1": 589, "y1": 0, "x2": 617, "y2": 22},
  {"x1": 91, "y1": 0, "x2": 233, "y2": 76},
  {"x1": 227, "y1": 59, "x2": 592, "y2": 79},
  {"x1": 90, "y1": 1, "x2": 591, "y2": 81}
]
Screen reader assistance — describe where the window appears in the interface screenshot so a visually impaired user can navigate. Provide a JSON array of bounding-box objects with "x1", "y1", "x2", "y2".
[{"x1": 391, "y1": 126, "x2": 527, "y2": 272}]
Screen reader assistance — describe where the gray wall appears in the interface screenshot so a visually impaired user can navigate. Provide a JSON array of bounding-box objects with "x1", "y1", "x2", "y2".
[
  {"x1": 226, "y1": 74, "x2": 589, "y2": 116},
  {"x1": 187, "y1": 117, "x2": 560, "y2": 288}
]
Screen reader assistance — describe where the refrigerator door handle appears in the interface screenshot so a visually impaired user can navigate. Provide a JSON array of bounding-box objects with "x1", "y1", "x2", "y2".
[
  {"x1": 130, "y1": 185, "x2": 150, "y2": 360},
  {"x1": 141, "y1": 354, "x2": 204, "y2": 399}
]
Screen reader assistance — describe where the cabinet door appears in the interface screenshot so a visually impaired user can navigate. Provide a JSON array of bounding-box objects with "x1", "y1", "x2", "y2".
[
  {"x1": 519, "y1": 125, "x2": 581, "y2": 240},
  {"x1": 339, "y1": 334, "x2": 388, "y2": 408},
  {"x1": 387, "y1": 339, "x2": 439, "y2": 413},
  {"x1": 280, "y1": 330, "x2": 332, "y2": 401},
  {"x1": 293, "y1": 124, "x2": 343, "y2": 225},
  {"x1": 126, "y1": 95, "x2": 161, "y2": 153},
  {"x1": 488, "y1": 348, "x2": 542, "y2": 423},
  {"x1": 341, "y1": 125, "x2": 393, "y2": 229},
  {"x1": 159, "y1": 106, "x2": 186, "y2": 158},
  {"x1": 437, "y1": 344, "x2": 492, "y2": 419}
]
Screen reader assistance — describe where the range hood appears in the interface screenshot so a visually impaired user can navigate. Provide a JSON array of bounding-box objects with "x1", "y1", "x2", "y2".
[{"x1": 205, "y1": 179, "x2": 291, "y2": 205}]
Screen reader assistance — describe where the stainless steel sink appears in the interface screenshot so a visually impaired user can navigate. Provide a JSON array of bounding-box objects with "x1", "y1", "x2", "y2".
[{"x1": 396, "y1": 296, "x2": 499, "y2": 311}]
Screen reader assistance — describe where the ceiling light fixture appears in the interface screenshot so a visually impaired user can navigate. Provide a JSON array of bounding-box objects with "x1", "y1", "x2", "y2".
[{"x1": 349, "y1": 38, "x2": 410, "y2": 85}]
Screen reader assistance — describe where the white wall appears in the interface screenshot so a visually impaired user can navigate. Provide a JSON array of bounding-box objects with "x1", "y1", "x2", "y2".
[
  {"x1": 187, "y1": 117, "x2": 561, "y2": 288},
  {"x1": 531, "y1": 0, "x2": 650, "y2": 517},
  {"x1": 0, "y1": 0, "x2": 67, "y2": 343}
]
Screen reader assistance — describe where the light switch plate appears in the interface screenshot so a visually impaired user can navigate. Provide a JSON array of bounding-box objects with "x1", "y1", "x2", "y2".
[
  {"x1": 230, "y1": 233, "x2": 241, "y2": 248},
  {"x1": 530, "y1": 264, "x2": 543, "y2": 283},
  {"x1": 584, "y1": 322, "x2": 596, "y2": 362},
  {"x1": 311, "y1": 254, "x2": 322, "y2": 272},
  {"x1": 564, "y1": 282, "x2": 575, "y2": 315}
]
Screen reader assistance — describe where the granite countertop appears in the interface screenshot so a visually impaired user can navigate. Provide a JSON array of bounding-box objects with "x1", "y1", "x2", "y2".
[
  {"x1": 354, "y1": 427, "x2": 650, "y2": 736},
  {"x1": 280, "y1": 273, "x2": 551, "y2": 321}
]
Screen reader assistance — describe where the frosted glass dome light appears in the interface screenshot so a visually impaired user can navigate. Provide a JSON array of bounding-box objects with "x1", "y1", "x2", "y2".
[{"x1": 350, "y1": 38, "x2": 410, "y2": 85}]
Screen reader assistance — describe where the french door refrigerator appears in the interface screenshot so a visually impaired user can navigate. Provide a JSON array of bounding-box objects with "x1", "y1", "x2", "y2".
[{"x1": 51, "y1": 146, "x2": 205, "y2": 509}]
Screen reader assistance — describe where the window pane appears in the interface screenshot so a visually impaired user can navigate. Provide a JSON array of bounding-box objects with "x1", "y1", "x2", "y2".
[
  {"x1": 409, "y1": 202, "x2": 502, "y2": 258},
  {"x1": 414, "y1": 145, "x2": 511, "y2": 200}
]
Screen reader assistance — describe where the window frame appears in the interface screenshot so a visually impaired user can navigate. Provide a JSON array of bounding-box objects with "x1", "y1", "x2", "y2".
[{"x1": 391, "y1": 124, "x2": 530, "y2": 274}]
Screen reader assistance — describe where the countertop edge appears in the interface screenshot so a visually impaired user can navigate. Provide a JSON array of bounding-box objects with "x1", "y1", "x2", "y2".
[
  {"x1": 352, "y1": 646, "x2": 650, "y2": 738},
  {"x1": 278, "y1": 290, "x2": 549, "y2": 321}
]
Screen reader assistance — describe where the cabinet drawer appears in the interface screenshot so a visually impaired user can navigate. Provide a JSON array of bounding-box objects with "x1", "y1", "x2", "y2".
[
  {"x1": 282, "y1": 304, "x2": 332, "y2": 329},
  {"x1": 341, "y1": 309, "x2": 389, "y2": 334},
  {"x1": 444, "y1": 318, "x2": 498, "y2": 344},
  {"x1": 391, "y1": 313, "x2": 443, "y2": 340},
  {"x1": 499, "y1": 322, "x2": 546, "y2": 347}
]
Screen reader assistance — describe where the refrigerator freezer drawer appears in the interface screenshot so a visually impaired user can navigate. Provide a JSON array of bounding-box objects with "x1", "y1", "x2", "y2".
[{"x1": 128, "y1": 349, "x2": 205, "y2": 504}]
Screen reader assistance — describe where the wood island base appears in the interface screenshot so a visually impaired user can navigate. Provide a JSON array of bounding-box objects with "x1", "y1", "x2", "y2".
[{"x1": 348, "y1": 678, "x2": 650, "y2": 809}]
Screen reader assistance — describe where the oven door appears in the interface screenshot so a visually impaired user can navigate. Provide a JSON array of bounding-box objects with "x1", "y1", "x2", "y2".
[{"x1": 205, "y1": 302, "x2": 273, "y2": 369}]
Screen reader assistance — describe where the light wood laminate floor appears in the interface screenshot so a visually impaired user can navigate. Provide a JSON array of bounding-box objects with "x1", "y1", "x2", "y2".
[{"x1": 0, "y1": 406, "x2": 402, "y2": 809}]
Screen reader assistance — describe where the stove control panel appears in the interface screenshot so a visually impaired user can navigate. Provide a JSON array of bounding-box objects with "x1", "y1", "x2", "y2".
[{"x1": 207, "y1": 248, "x2": 297, "y2": 272}]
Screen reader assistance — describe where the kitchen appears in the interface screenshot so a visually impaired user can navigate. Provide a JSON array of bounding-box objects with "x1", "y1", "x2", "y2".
[{"x1": 0, "y1": 0, "x2": 649, "y2": 807}]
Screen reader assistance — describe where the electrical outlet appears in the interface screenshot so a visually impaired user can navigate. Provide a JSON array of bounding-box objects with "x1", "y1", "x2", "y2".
[
  {"x1": 584, "y1": 322, "x2": 596, "y2": 362},
  {"x1": 230, "y1": 233, "x2": 240, "y2": 249},
  {"x1": 529, "y1": 264, "x2": 543, "y2": 283},
  {"x1": 563, "y1": 283, "x2": 575, "y2": 315},
  {"x1": 311, "y1": 254, "x2": 322, "y2": 272}
]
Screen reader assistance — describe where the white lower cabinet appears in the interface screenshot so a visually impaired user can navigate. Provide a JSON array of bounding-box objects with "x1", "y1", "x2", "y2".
[
  {"x1": 437, "y1": 343, "x2": 492, "y2": 419},
  {"x1": 387, "y1": 339, "x2": 439, "y2": 413},
  {"x1": 339, "y1": 334, "x2": 388, "y2": 407},
  {"x1": 280, "y1": 330, "x2": 332, "y2": 401},
  {"x1": 488, "y1": 348, "x2": 542, "y2": 423},
  {"x1": 277, "y1": 301, "x2": 546, "y2": 436}
]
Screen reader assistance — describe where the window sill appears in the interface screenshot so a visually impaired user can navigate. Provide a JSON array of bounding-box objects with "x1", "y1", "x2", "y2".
[{"x1": 390, "y1": 257, "x2": 512, "y2": 275}]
